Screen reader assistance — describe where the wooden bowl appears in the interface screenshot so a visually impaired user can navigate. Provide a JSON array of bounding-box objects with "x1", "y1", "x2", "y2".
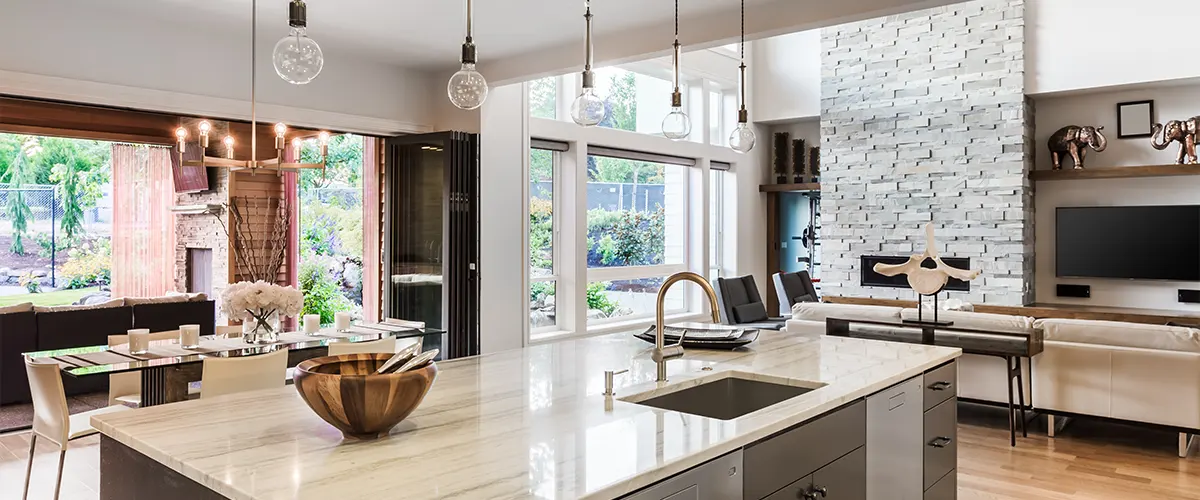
[{"x1": 294, "y1": 353, "x2": 437, "y2": 440}]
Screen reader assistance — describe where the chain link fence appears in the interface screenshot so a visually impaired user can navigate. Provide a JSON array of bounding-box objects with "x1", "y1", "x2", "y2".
[{"x1": 0, "y1": 183, "x2": 114, "y2": 289}]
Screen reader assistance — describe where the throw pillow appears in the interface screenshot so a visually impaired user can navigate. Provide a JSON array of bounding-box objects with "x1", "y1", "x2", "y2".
[
  {"x1": 733, "y1": 302, "x2": 769, "y2": 323},
  {"x1": 34, "y1": 298, "x2": 125, "y2": 313}
]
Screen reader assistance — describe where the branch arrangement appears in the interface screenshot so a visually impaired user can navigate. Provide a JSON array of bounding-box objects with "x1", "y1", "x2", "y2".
[{"x1": 212, "y1": 195, "x2": 290, "y2": 283}]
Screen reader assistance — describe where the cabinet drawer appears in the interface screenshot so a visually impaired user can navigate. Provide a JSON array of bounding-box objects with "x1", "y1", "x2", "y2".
[
  {"x1": 619, "y1": 450, "x2": 742, "y2": 500},
  {"x1": 924, "y1": 470, "x2": 956, "y2": 500},
  {"x1": 744, "y1": 400, "x2": 865, "y2": 500},
  {"x1": 923, "y1": 398, "x2": 957, "y2": 491},
  {"x1": 922, "y1": 361, "x2": 957, "y2": 412}
]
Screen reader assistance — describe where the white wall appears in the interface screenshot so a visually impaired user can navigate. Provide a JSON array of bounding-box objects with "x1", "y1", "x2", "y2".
[
  {"x1": 1033, "y1": 84, "x2": 1200, "y2": 310},
  {"x1": 751, "y1": 30, "x2": 822, "y2": 123},
  {"x1": 1026, "y1": 0, "x2": 1200, "y2": 95},
  {"x1": 478, "y1": 83, "x2": 530, "y2": 353},
  {"x1": 0, "y1": 0, "x2": 435, "y2": 135}
]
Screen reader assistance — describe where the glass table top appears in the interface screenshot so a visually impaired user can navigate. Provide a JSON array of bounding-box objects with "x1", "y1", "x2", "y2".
[{"x1": 24, "y1": 323, "x2": 445, "y2": 377}]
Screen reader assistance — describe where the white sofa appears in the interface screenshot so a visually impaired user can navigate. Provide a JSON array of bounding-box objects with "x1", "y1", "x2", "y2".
[{"x1": 787, "y1": 302, "x2": 1200, "y2": 457}]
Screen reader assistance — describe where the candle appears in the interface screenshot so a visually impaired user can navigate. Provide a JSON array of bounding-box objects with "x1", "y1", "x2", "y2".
[
  {"x1": 334, "y1": 312, "x2": 352, "y2": 332},
  {"x1": 179, "y1": 324, "x2": 201, "y2": 349},
  {"x1": 303, "y1": 314, "x2": 321, "y2": 335},
  {"x1": 128, "y1": 329, "x2": 150, "y2": 355}
]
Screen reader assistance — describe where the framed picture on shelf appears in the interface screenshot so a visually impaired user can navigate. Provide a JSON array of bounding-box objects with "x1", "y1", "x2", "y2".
[{"x1": 1117, "y1": 100, "x2": 1154, "y2": 139}]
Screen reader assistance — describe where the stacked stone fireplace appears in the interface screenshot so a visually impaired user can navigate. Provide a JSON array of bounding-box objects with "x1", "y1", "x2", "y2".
[
  {"x1": 818, "y1": 0, "x2": 1034, "y2": 305},
  {"x1": 174, "y1": 168, "x2": 231, "y2": 313}
]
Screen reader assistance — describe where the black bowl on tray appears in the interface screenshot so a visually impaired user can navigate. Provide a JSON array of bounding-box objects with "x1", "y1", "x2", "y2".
[{"x1": 634, "y1": 322, "x2": 759, "y2": 349}]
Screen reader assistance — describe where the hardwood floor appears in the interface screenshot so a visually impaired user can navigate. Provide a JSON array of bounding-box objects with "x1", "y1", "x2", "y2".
[{"x1": 0, "y1": 403, "x2": 1197, "y2": 499}]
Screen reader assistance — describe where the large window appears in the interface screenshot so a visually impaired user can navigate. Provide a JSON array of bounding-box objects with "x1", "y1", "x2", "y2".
[
  {"x1": 529, "y1": 148, "x2": 558, "y2": 330},
  {"x1": 709, "y1": 168, "x2": 727, "y2": 283},
  {"x1": 297, "y1": 134, "x2": 364, "y2": 323},
  {"x1": 529, "y1": 76, "x2": 558, "y2": 120},
  {"x1": 585, "y1": 153, "x2": 687, "y2": 324}
]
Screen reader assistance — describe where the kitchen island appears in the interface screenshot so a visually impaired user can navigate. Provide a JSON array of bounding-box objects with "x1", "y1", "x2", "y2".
[{"x1": 91, "y1": 330, "x2": 960, "y2": 500}]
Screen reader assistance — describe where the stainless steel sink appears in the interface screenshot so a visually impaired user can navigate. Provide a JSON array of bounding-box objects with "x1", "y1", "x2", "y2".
[{"x1": 623, "y1": 372, "x2": 825, "y2": 420}]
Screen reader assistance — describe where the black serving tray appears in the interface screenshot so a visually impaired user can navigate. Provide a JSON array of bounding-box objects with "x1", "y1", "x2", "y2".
[{"x1": 634, "y1": 325, "x2": 759, "y2": 350}]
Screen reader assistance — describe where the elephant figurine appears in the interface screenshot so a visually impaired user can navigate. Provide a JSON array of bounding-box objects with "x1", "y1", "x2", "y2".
[
  {"x1": 1151, "y1": 118, "x2": 1199, "y2": 164},
  {"x1": 1048, "y1": 125, "x2": 1108, "y2": 170}
]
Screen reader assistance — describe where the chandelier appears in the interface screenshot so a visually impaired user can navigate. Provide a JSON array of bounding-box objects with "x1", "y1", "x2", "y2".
[{"x1": 174, "y1": 0, "x2": 328, "y2": 173}]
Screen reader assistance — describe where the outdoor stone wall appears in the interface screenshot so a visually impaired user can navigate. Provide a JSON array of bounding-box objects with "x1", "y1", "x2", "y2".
[
  {"x1": 818, "y1": 0, "x2": 1034, "y2": 305},
  {"x1": 174, "y1": 168, "x2": 230, "y2": 313}
]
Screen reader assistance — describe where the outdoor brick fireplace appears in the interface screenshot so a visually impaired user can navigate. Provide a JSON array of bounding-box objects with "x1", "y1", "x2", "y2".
[{"x1": 175, "y1": 168, "x2": 231, "y2": 317}]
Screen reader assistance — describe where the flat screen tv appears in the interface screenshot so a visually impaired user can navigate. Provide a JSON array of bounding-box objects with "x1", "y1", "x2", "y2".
[{"x1": 1056, "y1": 206, "x2": 1200, "y2": 281}]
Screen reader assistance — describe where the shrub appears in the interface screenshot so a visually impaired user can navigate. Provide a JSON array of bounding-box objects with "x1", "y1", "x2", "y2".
[
  {"x1": 299, "y1": 258, "x2": 354, "y2": 324},
  {"x1": 586, "y1": 281, "x2": 618, "y2": 316},
  {"x1": 529, "y1": 197, "x2": 553, "y2": 271},
  {"x1": 19, "y1": 272, "x2": 40, "y2": 293},
  {"x1": 530, "y1": 281, "x2": 555, "y2": 304},
  {"x1": 300, "y1": 202, "x2": 362, "y2": 258},
  {"x1": 34, "y1": 232, "x2": 81, "y2": 259},
  {"x1": 585, "y1": 208, "x2": 666, "y2": 267},
  {"x1": 59, "y1": 239, "x2": 110, "y2": 289}
]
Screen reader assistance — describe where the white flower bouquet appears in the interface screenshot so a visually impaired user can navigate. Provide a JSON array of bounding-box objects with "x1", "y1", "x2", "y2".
[{"x1": 221, "y1": 281, "x2": 304, "y2": 341}]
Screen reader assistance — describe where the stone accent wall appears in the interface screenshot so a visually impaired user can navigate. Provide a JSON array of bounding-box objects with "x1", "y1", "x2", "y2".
[
  {"x1": 819, "y1": 0, "x2": 1033, "y2": 305},
  {"x1": 174, "y1": 168, "x2": 230, "y2": 309}
]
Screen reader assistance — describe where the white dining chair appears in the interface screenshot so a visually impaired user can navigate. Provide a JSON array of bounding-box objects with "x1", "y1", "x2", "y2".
[
  {"x1": 328, "y1": 336, "x2": 397, "y2": 356},
  {"x1": 23, "y1": 359, "x2": 130, "y2": 500},
  {"x1": 106, "y1": 330, "x2": 184, "y2": 407},
  {"x1": 200, "y1": 348, "x2": 289, "y2": 399}
]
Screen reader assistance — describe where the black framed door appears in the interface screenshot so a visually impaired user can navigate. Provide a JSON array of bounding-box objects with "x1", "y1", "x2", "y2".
[{"x1": 383, "y1": 132, "x2": 480, "y2": 358}]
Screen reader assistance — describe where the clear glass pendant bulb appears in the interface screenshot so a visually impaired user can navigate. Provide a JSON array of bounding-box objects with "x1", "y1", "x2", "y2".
[
  {"x1": 571, "y1": 88, "x2": 606, "y2": 127},
  {"x1": 729, "y1": 122, "x2": 756, "y2": 153},
  {"x1": 273, "y1": 27, "x2": 324, "y2": 85},
  {"x1": 662, "y1": 106, "x2": 691, "y2": 140},
  {"x1": 448, "y1": 63, "x2": 489, "y2": 110}
]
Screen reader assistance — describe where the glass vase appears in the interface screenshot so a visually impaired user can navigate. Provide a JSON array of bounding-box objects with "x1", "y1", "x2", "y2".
[{"x1": 242, "y1": 310, "x2": 281, "y2": 344}]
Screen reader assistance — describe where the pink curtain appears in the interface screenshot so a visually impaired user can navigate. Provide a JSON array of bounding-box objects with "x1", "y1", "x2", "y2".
[{"x1": 111, "y1": 144, "x2": 177, "y2": 298}]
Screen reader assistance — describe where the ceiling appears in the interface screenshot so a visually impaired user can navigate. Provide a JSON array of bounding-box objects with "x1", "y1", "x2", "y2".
[{"x1": 98, "y1": 0, "x2": 780, "y2": 71}]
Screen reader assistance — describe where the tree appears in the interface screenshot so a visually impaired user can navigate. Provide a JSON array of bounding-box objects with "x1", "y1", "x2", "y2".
[
  {"x1": 300, "y1": 134, "x2": 363, "y2": 191},
  {"x1": 7, "y1": 138, "x2": 38, "y2": 255},
  {"x1": 600, "y1": 71, "x2": 637, "y2": 132},
  {"x1": 51, "y1": 162, "x2": 84, "y2": 241},
  {"x1": 529, "y1": 77, "x2": 557, "y2": 119}
]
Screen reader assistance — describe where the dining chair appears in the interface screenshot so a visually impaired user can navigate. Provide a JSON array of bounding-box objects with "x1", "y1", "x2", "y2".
[
  {"x1": 106, "y1": 330, "x2": 183, "y2": 407},
  {"x1": 200, "y1": 348, "x2": 289, "y2": 399},
  {"x1": 328, "y1": 337, "x2": 397, "y2": 356},
  {"x1": 23, "y1": 359, "x2": 130, "y2": 500}
]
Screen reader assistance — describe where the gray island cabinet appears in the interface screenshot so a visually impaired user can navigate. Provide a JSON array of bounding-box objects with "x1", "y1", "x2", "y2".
[{"x1": 620, "y1": 360, "x2": 958, "y2": 500}]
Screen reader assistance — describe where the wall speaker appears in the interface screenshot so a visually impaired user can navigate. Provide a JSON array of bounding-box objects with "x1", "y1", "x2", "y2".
[
  {"x1": 1056, "y1": 284, "x2": 1091, "y2": 298},
  {"x1": 1180, "y1": 290, "x2": 1200, "y2": 304}
]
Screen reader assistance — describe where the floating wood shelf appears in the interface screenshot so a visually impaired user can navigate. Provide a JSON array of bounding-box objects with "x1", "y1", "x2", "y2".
[
  {"x1": 759, "y1": 182, "x2": 821, "y2": 193},
  {"x1": 1030, "y1": 164, "x2": 1200, "y2": 181}
]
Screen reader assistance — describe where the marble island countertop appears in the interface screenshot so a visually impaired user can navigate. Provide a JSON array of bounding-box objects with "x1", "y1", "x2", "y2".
[{"x1": 92, "y1": 330, "x2": 961, "y2": 500}]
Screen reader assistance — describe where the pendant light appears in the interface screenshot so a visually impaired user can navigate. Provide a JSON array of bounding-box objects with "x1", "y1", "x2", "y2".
[
  {"x1": 448, "y1": 0, "x2": 489, "y2": 110},
  {"x1": 570, "y1": 0, "x2": 606, "y2": 127},
  {"x1": 273, "y1": 0, "x2": 324, "y2": 85},
  {"x1": 728, "y1": 0, "x2": 756, "y2": 153},
  {"x1": 660, "y1": 0, "x2": 691, "y2": 140}
]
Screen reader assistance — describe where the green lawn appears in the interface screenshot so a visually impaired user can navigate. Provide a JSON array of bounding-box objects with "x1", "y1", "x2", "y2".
[{"x1": 0, "y1": 287, "x2": 100, "y2": 307}]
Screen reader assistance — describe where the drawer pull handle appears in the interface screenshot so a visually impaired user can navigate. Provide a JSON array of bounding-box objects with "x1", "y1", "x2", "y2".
[
  {"x1": 929, "y1": 381, "x2": 953, "y2": 391},
  {"x1": 929, "y1": 436, "x2": 953, "y2": 448}
]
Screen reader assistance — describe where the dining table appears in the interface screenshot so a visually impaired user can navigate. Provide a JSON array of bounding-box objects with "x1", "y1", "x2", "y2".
[{"x1": 23, "y1": 323, "x2": 445, "y2": 406}]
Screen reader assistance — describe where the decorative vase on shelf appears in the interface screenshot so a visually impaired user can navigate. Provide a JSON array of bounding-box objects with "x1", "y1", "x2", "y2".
[
  {"x1": 792, "y1": 138, "x2": 807, "y2": 184},
  {"x1": 242, "y1": 310, "x2": 282, "y2": 344}
]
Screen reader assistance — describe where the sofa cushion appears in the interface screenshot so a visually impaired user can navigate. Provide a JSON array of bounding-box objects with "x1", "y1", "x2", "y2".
[
  {"x1": 1037, "y1": 318, "x2": 1200, "y2": 354},
  {"x1": 793, "y1": 294, "x2": 817, "y2": 304},
  {"x1": 124, "y1": 295, "x2": 190, "y2": 306},
  {"x1": 733, "y1": 302, "x2": 769, "y2": 323},
  {"x1": 900, "y1": 309, "x2": 1034, "y2": 334},
  {"x1": 33, "y1": 298, "x2": 124, "y2": 313},
  {"x1": 0, "y1": 302, "x2": 33, "y2": 314},
  {"x1": 132, "y1": 300, "x2": 216, "y2": 336},
  {"x1": 0, "y1": 310, "x2": 37, "y2": 404},
  {"x1": 791, "y1": 302, "x2": 903, "y2": 323}
]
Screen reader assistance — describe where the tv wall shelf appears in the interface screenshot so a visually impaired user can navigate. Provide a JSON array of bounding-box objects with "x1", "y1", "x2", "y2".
[
  {"x1": 759, "y1": 182, "x2": 821, "y2": 193},
  {"x1": 1030, "y1": 164, "x2": 1200, "y2": 182}
]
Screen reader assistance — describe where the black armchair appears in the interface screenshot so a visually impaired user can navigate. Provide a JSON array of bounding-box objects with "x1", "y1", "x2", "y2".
[
  {"x1": 713, "y1": 275, "x2": 786, "y2": 330},
  {"x1": 772, "y1": 271, "x2": 819, "y2": 316}
]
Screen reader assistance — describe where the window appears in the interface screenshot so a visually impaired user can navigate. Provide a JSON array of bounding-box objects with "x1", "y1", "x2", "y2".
[
  {"x1": 529, "y1": 148, "x2": 558, "y2": 330},
  {"x1": 529, "y1": 76, "x2": 558, "y2": 120},
  {"x1": 591, "y1": 67, "x2": 685, "y2": 137},
  {"x1": 297, "y1": 134, "x2": 364, "y2": 322},
  {"x1": 708, "y1": 90, "x2": 721, "y2": 146},
  {"x1": 585, "y1": 153, "x2": 688, "y2": 324},
  {"x1": 709, "y1": 169, "x2": 726, "y2": 283}
]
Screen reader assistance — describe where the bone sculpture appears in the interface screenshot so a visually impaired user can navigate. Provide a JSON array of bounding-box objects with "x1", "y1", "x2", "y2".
[{"x1": 873, "y1": 223, "x2": 980, "y2": 295}]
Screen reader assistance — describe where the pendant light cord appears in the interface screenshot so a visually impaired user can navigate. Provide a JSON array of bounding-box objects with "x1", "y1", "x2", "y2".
[
  {"x1": 738, "y1": 0, "x2": 747, "y2": 115},
  {"x1": 251, "y1": 0, "x2": 258, "y2": 162},
  {"x1": 672, "y1": 0, "x2": 680, "y2": 92},
  {"x1": 584, "y1": 0, "x2": 594, "y2": 72},
  {"x1": 466, "y1": 0, "x2": 473, "y2": 41}
]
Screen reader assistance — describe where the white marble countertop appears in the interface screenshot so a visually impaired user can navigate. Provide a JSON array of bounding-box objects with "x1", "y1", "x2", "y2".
[{"x1": 92, "y1": 330, "x2": 960, "y2": 500}]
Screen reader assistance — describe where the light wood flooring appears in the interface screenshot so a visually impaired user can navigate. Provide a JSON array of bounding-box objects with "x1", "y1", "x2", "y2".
[{"x1": 0, "y1": 403, "x2": 1198, "y2": 500}]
